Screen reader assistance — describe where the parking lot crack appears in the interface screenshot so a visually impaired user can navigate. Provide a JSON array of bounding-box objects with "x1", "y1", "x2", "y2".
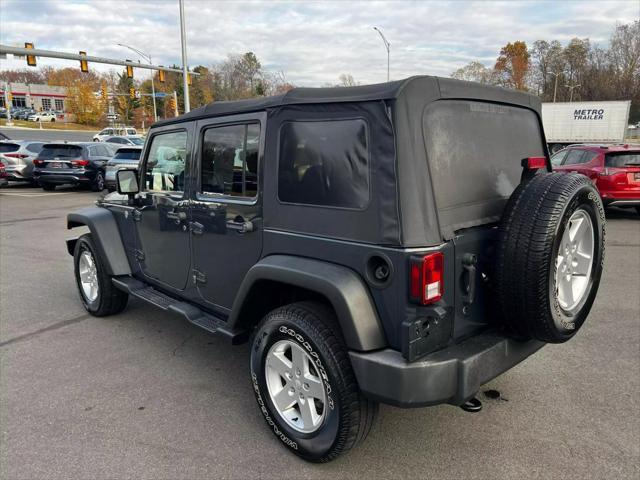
[{"x1": 0, "y1": 313, "x2": 92, "y2": 348}]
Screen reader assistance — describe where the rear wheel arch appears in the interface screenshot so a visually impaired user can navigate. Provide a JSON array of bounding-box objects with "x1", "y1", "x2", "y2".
[{"x1": 229, "y1": 256, "x2": 387, "y2": 352}]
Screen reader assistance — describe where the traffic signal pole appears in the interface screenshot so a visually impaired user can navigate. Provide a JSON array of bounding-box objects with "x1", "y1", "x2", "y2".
[{"x1": 0, "y1": 44, "x2": 194, "y2": 76}]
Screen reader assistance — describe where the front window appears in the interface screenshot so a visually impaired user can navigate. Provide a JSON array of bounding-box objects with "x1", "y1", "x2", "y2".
[
  {"x1": 144, "y1": 130, "x2": 188, "y2": 192},
  {"x1": 200, "y1": 123, "x2": 260, "y2": 197},
  {"x1": 277, "y1": 119, "x2": 370, "y2": 209}
]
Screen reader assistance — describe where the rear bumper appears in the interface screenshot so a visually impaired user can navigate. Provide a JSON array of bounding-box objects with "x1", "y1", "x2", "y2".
[
  {"x1": 349, "y1": 332, "x2": 544, "y2": 408},
  {"x1": 35, "y1": 171, "x2": 95, "y2": 185},
  {"x1": 602, "y1": 198, "x2": 640, "y2": 207}
]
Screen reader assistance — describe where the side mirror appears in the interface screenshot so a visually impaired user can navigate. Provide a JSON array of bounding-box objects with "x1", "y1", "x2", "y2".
[{"x1": 116, "y1": 169, "x2": 139, "y2": 197}]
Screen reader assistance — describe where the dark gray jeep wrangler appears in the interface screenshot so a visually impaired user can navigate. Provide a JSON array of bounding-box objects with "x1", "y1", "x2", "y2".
[{"x1": 66, "y1": 76, "x2": 605, "y2": 462}]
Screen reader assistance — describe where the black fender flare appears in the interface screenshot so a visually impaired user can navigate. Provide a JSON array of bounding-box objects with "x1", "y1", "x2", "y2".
[
  {"x1": 229, "y1": 255, "x2": 387, "y2": 351},
  {"x1": 66, "y1": 207, "x2": 131, "y2": 276}
]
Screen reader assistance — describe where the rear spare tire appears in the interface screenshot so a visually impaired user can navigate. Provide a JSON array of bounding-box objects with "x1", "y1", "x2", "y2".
[{"x1": 494, "y1": 173, "x2": 605, "y2": 343}]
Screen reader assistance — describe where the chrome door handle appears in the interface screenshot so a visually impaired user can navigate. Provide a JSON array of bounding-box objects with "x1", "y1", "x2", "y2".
[{"x1": 226, "y1": 219, "x2": 254, "y2": 233}]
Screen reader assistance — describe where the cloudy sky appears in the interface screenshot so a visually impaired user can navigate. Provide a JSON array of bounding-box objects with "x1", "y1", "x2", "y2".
[{"x1": 0, "y1": 0, "x2": 638, "y2": 86}]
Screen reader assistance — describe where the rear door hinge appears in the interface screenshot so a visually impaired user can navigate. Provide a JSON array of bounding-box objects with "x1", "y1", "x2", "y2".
[
  {"x1": 134, "y1": 249, "x2": 145, "y2": 261},
  {"x1": 132, "y1": 209, "x2": 142, "y2": 221},
  {"x1": 192, "y1": 269, "x2": 207, "y2": 284}
]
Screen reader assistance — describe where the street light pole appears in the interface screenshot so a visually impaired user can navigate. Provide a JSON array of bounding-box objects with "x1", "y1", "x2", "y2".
[
  {"x1": 179, "y1": 0, "x2": 190, "y2": 113},
  {"x1": 550, "y1": 71, "x2": 561, "y2": 103},
  {"x1": 373, "y1": 27, "x2": 390, "y2": 82},
  {"x1": 117, "y1": 43, "x2": 157, "y2": 122},
  {"x1": 566, "y1": 83, "x2": 581, "y2": 103}
]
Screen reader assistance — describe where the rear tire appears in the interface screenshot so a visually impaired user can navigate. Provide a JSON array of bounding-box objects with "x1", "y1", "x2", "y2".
[
  {"x1": 250, "y1": 301, "x2": 377, "y2": 462},
  {"x1": 91, "y1": 171, "x2": 105, "y2": 192},
  {"x1": 494, "y1": 173, "x2": 605, "y2": 343},
  {"x1": 73, "y1": 233, "x2": 128, "y2": 316}
]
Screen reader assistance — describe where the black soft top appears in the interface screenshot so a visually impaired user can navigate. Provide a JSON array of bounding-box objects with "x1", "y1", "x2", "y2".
[{"x1": 154, "y1": 75, "x2": 539, "y2": 127}]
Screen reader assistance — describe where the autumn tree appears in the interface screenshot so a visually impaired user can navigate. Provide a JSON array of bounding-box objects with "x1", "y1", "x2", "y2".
[
  {"x1": 494, "y1": 41, "x2": 530, "y2": 91},
  {"x1": 451, "y1": 61, "x2": 496, "y2": 84},
  {"x1": 43, "y1": 67, "x2": 103, "y2": 125}
]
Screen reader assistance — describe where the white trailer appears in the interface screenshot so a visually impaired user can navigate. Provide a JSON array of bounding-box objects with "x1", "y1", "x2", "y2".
[{"x1": 542, "y1": 100, "x2": 631, "y2": 153}]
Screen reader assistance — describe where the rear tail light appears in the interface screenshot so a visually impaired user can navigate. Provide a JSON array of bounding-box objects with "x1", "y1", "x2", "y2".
[
  {"x1": 4, "y1": 153, "x2": 28, "y2": 159},
  {"x1": 599, "y1": 167, "x2": 623, "y2": 177},
  {"x1": 33, "y1": 159, "x2": 44, "y2": 167},
  {"x1": 71, "y1": 159, "x2": 90, "y2": 167},
  {"x1": 410, "y1": 252, "x2": 444, "y2": 305},
  {"x1": 524, "y1": 157, "x2": 547, "y2": 170}
]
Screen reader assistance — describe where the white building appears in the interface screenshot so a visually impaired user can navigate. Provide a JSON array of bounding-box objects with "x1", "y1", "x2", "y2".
[{"x1": 0, "y1": 83, "x2": 67, "y2": 111}]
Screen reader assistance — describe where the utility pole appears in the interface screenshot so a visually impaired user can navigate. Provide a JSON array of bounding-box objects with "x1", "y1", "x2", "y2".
[
  {"x1": 550, "y1": 71, "x2": 561, "y2": 103},
  {"x1": 4, "y1": 82, "x2": 13, "y2": 126},
  {"x1": 373, "y1": 27, "x2": 390, "y2": 82},
  {"x1": 566, "y1": 83, "x2": 581, "y2": 103},
  {"x1": 179, "y1": 0, "x2": 190, "y2": 113}
]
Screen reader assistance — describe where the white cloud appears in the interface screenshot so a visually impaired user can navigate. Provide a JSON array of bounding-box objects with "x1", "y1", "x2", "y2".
[{"x1": 1, "y1": 0, "x2": 638, "y2": 86}]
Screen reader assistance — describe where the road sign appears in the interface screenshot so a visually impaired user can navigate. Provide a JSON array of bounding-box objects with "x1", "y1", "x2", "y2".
[
  {"x1": 154, "y1": 92, "x2": 167, "y2": 98},
  {"x1": 106, "y1": 113, "x2": 118, "y2": 120}
]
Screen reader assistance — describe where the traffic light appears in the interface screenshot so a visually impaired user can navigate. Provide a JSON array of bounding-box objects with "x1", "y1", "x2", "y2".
[
  {"x1": 166, "y1": 97, "x2": 176, "y2": 116},
  {"x1": 158, "y1": 69, "x2": 165, "y2": 83},
  {"x1": 129, "y1": 87, "x2": 135, "y2": 100},
  {"x1": 79, "y1": 51, "x2": 88, "y2": 73},
  {"x1": 101, "y1": 83, "x2": 108, "y2": 101},
  {"x1": 25, "y1": 42, "x2": 36, "y2": 67},
  {"x1": 126, "y1": 62, "x2": 133, "y2": 78}
]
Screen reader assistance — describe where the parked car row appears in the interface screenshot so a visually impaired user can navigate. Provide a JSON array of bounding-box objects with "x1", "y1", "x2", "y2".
[
  {"x1": 0, "y1": 108, "x2": 61, "y2": 121},
  {"x1": 0, "y1": 137, "x2": 142, "y2": 192}
]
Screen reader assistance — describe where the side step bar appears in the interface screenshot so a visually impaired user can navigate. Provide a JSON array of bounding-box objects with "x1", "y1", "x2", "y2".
[{"x1": 112, "y1": 276, "x2": 248, "y2": 344}]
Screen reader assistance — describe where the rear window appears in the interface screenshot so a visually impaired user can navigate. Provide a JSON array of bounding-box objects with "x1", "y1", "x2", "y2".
[
  {"x1": 114, "y1": 149, "x2": 141, "y2": 160},
  {"x1": 127, "y1": 129, "x2": 137, "y2": 135},
  {"x1": 38, "y1": 145, "x2": 83, "y2": 159},
  {"x1": 0, "y1": 143, "x2": 20, "y2": 153},
  {"x1": 423, "y1": 100, "x2": 545, "y2": 231},
  {"x1": 605, "y1": 152, "x2": 640, "y2": 167},
  {"x1": 129, "y1": 137, "x2": 144, "y2": 145},
  {"x1": 278, "y1": 119, "x2": 370, "y2": 209}
]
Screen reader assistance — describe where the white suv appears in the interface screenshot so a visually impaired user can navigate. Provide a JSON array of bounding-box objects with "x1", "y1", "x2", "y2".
[
  {"x1": 28, "y1": 111, "x2": 57, "y2": 122},
  {"x1": 93, "y1": 127, "x2": 138, "y2": 142}
]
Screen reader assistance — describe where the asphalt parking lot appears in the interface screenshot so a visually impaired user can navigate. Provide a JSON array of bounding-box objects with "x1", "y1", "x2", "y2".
[{"x1": 0, "y1": 183, "x2": 638, "y2": 479}]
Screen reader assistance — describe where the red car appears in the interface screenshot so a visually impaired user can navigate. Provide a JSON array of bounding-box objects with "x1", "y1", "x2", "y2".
[
  {"x1": 551, "y1": 144, "x2": 640, "y2": 215},
  {"x1": 0, "y1": 162, "x2": 8, "y2": 187}
]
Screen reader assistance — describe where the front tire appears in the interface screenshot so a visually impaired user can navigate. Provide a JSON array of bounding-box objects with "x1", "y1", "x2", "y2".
[
  {"x1": 73, "y1": 234, "x2": 128, "y2": 316},
  {"x1": 250, "y1": 301, "x2": 377, "y2": 462},
  {"x1": 41, "y1": 183, "x2": 56, "y2": 191}
]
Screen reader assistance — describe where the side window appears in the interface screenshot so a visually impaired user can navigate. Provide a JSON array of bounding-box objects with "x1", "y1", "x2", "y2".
[
  {"x1": 88, "y1": 146, "x2": 98, "y2": 157},
  {"x1": 26, "y1": 143, "x2": 43, "y2": 153},
  {"x1": 563, "y1": 149, "x2": 586, "y2": 165},
  {"x1": 144, "y1": 130, "x2": 188, "y2": 193},
  {"x1": 96, "y1": 145, "x2": 110, "y2": 157},
  {"x1": 278, "y1": 119, "x2": 370, "y2": 209},
  {"x1": 200, "y1": 123, "x2": 260, "y2": 197},
  {"x1": 551, "y1": 150, "x2": 567, "y2": 166},
  {"x1": 580, "y1": 151, "x2": 599, "y2": 164}
]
